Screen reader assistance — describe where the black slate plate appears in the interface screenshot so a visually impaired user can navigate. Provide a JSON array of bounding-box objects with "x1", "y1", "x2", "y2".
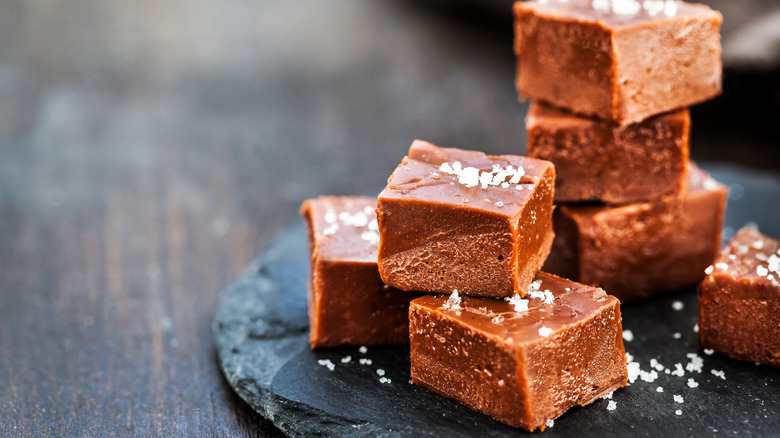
[{"x1": 214, "y1": 164, "x2": 780, "y2": 437}]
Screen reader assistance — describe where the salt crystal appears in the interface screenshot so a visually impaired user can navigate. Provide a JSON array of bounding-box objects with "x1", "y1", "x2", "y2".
[
  {"x1": 495, "y1": 201, "x2": 504, "y2": 208},
  {"x1": 711, "y1": 369, "x2": 726, "y2": 380},
  {"x1": 687, "y1": 378, "x2": 699, "y2": 388},
  {"x1": 341, "y1": 356, "x2": 352, "y2": 364},
  {"x1": 360, "y1": 231, "x2": 380, "y2": 245},
  {"x1": 663, "y1": 0, "x2": 677, "y2": 17},
  {"x1": 704, "y1": 265, "x2": 714, "y2": 275},
  {"x1": 694, "y1": 324, "x2": 699, "y2": 333},
  {"x1": 323, "y1": 223, "x2": 339, "y2": 236},
  {"x1": 317, "y1": 359, "x2": 336, "y2": 371},
  {"x1": 500, "y1": 182, "x2": 509, "y2": 189},
  {"x1": 443, "y1": 290, "x2": 462, "y2": 312},
  {"x1": 673, "y1": 395, "x2": 684, "y2": 404},
  {"x1": 458, "y1": 167, "x2": 480, "y2": 188},
  {"x1": 508, "y1": 167, "x2": 525, "y2": 184},
  {"x1": 656, "y1": 387, "x2": 664, "y2": 393},
  {"x1": 491, "y1": 315, "x2": 505, "y2": 324},
  {"x1": 673, "y1": 332, "x2": 681, "y2": 339},
  {"x1": 430, "y1": 171, "x2": 441, "y2": 179},
  {"x1": 479, "y1": 171, "x2": 493, "y2": 189},
  {"x1": 715, "y1": 262, "x2": 729, "y2": 271},
  {"x1": 376, "y1": 369, "x2": 385, "y2": 376},
  {"x1": 538, "y1": 326, "x2": 553, "y2": 337},
  {"x1": 603, "y1": 392, "x2": 613, "y2": 399},
  {"x1": 672, "y1": 300, "x2": 684, "y2": 311},
  {"x1": 324, "y1": 209, "x2": 337, "y2": 224},
  {"x1": 505, "y1": 294, "x2": 529, "y2": 312},
  {"x1": 627, "y1": 362, "x2": 641, "y2": 384},
  {"x1": 545, "y1": 419, "x2": 555, "y2": 428},
  {"x1": 703, "y1": 349, "x2": 714, "y2": 356},
  {"x1": 612, "y1": 0, "x2": 641, "y2": 15},
  {"x1": 607, "y1": 400, "x2": 617, "y2": 411},
  {"x1": 359, "y1": 358, "x2": 372, "y2": 365},
  {"x1": 685, "y1": 353, "x2": 703, "y2": 373},
  {"x1": 752, "y1": 239, "x2": 765, "y2": 250},
  {"x1": 675, "y1": 409, "x2": 682, "y2": 416},
  {"x1": 379, "y1": 377, "x2": 391, "y2": 384},
  {"x1": 757, "y1": 266, "x2": 769, "y2": 277},
  {"x1": 623, "y1": 330, "x2": 634, "y2": 342},
  {"x1": 670, "y1": 363, "x2": 685, "y2": 377},
  {"x1": 359, "y1": 346, "x2": 368, "y2": 354}
]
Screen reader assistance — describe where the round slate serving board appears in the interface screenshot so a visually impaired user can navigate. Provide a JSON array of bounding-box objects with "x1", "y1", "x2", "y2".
[{"x1": 214, "y1": 165, "x2": 780, "y2": 437}]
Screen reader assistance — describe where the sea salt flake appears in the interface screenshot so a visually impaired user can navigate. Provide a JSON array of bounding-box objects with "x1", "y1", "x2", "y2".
[
  {"x1": 673, "y1": 394, "x2": 684, "y2": 404},
  {"x1": 687, "y1": 378, "x2": 699, "y2": 388},
  {"x1": 430, "y1": 171, "x2": 441, "y2": 179},
  {"x1": 694, "y1": 323, "x2": 699, "y2": 333},
  {"x1": 458, "y1": 167, "x2": 480, "y2": 188},
  {"x1": 508, "y1": 167, "x2": 525, "y2": 184},
  {"x1": 359, "y1": 346, "x2": 368, "y2": 354},
  {"x1": 607, "y1": 400, "x2": 617, "y2": 411},
  {"x1": 379, "y1": 377, "x2": 391, "y2": 384},
  {"x1": 673, "y1": 332, "x2": 681, "y2": 339},
  {"x1": 675, "y1": 409, "x2": 682, "y2": 416},
  {"x1": 751, "y1": 239, "x2": 765, "y2": 250},
  {"x1": 672, "y1": 300, "x2": 684, "y2": 311},
  {"x1": 627, "y1": 362, "x2": 641, "y2": 383},
  {"x1": 505, "y1": 294, "x2": 529, "y2": 312},
  {"x1": 715, "y1": 262, "x2": 729, "y2": 271},
  {"x1": 318, "y1": 359, "x2": 336, "y2": 371},
  {"x1": 359, "y1": 358, "x2": 372, "y2": 365},
  {"x1": 704, "y1": 265, "x2": 714, "y2": 275},
  {"x1": 500, "y1": 182, "x2": 509, "y2": 189},
  {"x1": 757, "y1": 266, "x2": 769, "y2": 277},
  {"x1": 603, "y1": 392, "x2": 613, "y2": 399},
  {"x1": 324, "y1": 209, "x2": 337, "y2": 224},
  {"x1": 656, "y1": 387, "x2": 664, "y2": 393},
  {"x1": 711, "y1": 369, "x2": 726, "y2": 380},
  {"x1": 376, "y1": 369, "x2": 385, "y2": 376},
  {"x1": 685, "y1": 353, "x2": 703, "y2": 373},
  {"x1": 479, "y1": 171, "x2": 494, "y2": 189},
  {"x1": 439, "y1": 162, "x2": 455, "y2": 175},
  {"x1": 538, "y1": 326, "x2": 553, "y2": 337},
  {"x1": 671, "y1": 363, "x2": 685, "y2": 377},
  {"x1": 341, "y1": 356, "x2": 352, "y2": 364},
  {"x1": 623, "y1": 330, "x2": 634, "y2": 342},
  {"x1": 491, "y1": 314, "x2": 505, "y2": 324},
  {"x1": 545, "y1": 419, "x2": 555, "y2": 428},
  {"x1": 443, "y1": 290, "x2": 463, "y2": 312},
  {"x1": 703, "y1": 349, "x2": 714, "y2": 356},
  {"x1": 495, "y1": 201, "x2": 504, "y2": 208},
  {"x1": 361, "y1": 231, "x2": 380, "y2": 245},
  {"x1": 323, "y1": 223, "x2": 339, "y2": 236}
]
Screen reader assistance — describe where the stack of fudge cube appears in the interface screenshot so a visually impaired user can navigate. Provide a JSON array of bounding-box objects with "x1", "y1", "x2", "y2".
[
  {"x1": 302, "y1": 139, "x2": 629, "y2": 431},
  {"x1": 514, "y1": 0, "x2": 729, "y2": 302}
]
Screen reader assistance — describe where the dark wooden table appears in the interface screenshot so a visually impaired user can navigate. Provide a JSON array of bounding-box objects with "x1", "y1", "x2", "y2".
[{"x1": 1, "y1": 1, "x2": 778, "y2": 436}]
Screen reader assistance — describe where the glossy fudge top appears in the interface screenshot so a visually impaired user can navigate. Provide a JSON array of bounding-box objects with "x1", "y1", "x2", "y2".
[
  {"x1": 706, "y1": 227, "x2": 780, "y2": 291},
  {"x1": 381, "y1": 140, "x2": 553, "y2": 217},
  {"x1": 411, "y1": 272, "x2": 617, "y2": 343},
  {"x1": 516, "y1": 0, "x2": 718, "y2": 28},
  {"x1": 301, "y1": 196, "x2": 380, "y2": 264}
]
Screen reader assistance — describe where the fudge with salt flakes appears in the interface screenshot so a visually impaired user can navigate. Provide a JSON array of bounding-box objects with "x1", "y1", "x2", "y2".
[
  {"x1": 409, "y1": 272, "x2": 627, "y2": 431},
  {"x1": 300, "y1": 196, "x2": 424, "y2": 348},
  {"x1": 514, "y1": 0, "x2": 722, "y2": 125},
  {"x1": 699, "y1": 227, "x2": 780, "y2": 367},
  {"x1": 377, "y1": 139, "x2": 555, "y2": 298}
]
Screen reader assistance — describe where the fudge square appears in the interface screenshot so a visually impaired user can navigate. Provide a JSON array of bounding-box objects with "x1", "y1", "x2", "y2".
[
  {"x1": 526, "y1": 102, "x2": 690, "y2": 204},
  {"x1": 377, "y1": 139, "x2": 555, "y2": 298},
  {"x1": 699, "y1": 227, "x2": 780, "y2": 367},
  {"x1": 409, "y1": 272, "x2": 628, "y2": 431},
  {"x1": 300, "y1": 196, "x2": 424, "y2": 348},
  {"x1": 514, "y1": 0, "x2": 722, "y2": 125},
  {"x1": 543, "y1": 164, "x2": 727, "y2": 302}
]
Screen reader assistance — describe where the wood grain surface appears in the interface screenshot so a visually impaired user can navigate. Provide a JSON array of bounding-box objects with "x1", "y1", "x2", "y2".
[{"x1": 0, "y1": 0, "x2": 777, "y2": 436}]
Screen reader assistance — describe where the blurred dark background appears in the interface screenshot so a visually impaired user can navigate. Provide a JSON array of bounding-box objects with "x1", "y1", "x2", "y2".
[{"x1": 0, "y1": 1, "x2": 777, "y2": 436}]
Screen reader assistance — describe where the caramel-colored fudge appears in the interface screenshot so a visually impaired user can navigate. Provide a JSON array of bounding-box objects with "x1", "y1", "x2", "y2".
[
  {"x1": 526, "y1": 102, "x2": 690, "y2": 204},
  {"x1": 377, "y1": 140, "x2": 555, "y2": 298},
  {"x1": 409, "y1": 272, "x2": 628, "y2": 431},
  {"x1": 514, "y1": 0, "x2": 722, "y2": 125},
  {"x1": 300, "y1": 196, "x2": 424, "y2": 348},
  {"x1": 544, "y1": 165, "x2": 727, "y2": 301},
  {"x1": 699, "y1": 227, "x2": 780, "y2": 366}
]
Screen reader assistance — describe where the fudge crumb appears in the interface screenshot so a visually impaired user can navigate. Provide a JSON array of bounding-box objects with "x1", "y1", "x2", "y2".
[
  {"x1": 687, "y1": 378, "x2": 699, "y2": 388},
  {"x1": 545, "y1": 419, "x2": 554, "y2": 429},
  {"x1": 505, "y1": 294, "x2": 529, "y2": 312},
  {"x1": 607, "y1": 401, "x2": 617, "y2": 411},
  {"x1": 317, "y1": 359, "x2": 336, "y2": 371},
  {"x1": 538, "y1": 326, "x2": 553, "y2": 337},
  {"x1": 341, "y1": 356, "x2": 352, "y2": 364},
  {"x1": 675, "y1": 409, "x2": 682, "y2": 416},
  {"x1": 672, "y1": 301, "x2": 684, "y2": 311},
  {"x1": 711, "y1": 369, "x2": 726, "y2": 380},
  {"x1": 656, "y1": 387, "x2": 664, "y2": 393},
  {"x1": 359, "y1": 346, "x2": 368, "y2": 354},
  {"x1": 379, "y1": 377, "x2": 391, "y2": 384},
  {"x1": 673, "y1": 395, "x2": 684, "y2": 404},
  {"x1": 359, "y1": 358, "x2": 372, "y2": 365},
  {"x1": 376, "y1": 369, "x2": 385, "y2": 376},
  {"x1": 623, "y1": 330, "x2": 634, "y2": 342},
  {"x1": 442, "y1": 290, "x2": 462, "y2": 312},
  {"x1": 703, "y1": 349, "x2": 714, "y2": 356}
]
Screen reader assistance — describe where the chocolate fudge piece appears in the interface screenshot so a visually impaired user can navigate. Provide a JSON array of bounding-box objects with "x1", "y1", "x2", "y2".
[
  {"x1": 526, "y1": 102, "x2": 690, "y2": 204},
  {"x1": 377, "y1": 139, "x2": 555, "y2": 298},
  {"x1": 300, "y1": 196, "x2": 424, "y2": 348},
  {"x1": 409, "y1": 272, "x2": 627, "y2": 431},
  {"x1": 699, "y1": 227, "x2": 780, "y2": 366},
  {"x1": 514, "y1": 0, "x2": 722, "y2": 125},
  {"x1": 543, "y1": 164, "x2": 727, "y2": 301}
]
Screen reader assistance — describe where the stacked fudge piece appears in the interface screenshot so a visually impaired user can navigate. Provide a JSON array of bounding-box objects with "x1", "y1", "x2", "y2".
[
  {"x1": 514, "y1": 0, "x2": 728, "y2": 301},
  {"x1": 301, "y1": 140, "x2": 629, "y2": 431}
]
